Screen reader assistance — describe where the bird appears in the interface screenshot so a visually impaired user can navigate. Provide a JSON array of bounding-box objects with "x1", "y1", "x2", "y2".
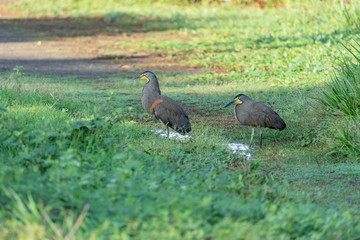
[
  {"x1": 130, "y1": 71, "x2": 191, "y2": 137},
  {"x1": 224, "y1": 94, "x2": 286, "y2": 148}
]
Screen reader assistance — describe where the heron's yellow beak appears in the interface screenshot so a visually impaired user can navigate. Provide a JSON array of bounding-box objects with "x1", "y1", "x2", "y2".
[
  {"x1": 140, "y1": 75, "x2": 149, "y2": 82},
  {"x1": 129, "y1": 74, "x2": 150, "y2": 83}
]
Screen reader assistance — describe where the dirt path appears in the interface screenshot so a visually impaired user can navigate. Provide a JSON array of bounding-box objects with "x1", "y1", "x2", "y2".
[{"x1": 0, "y1": 4, "x2": 199, "y2": 79}]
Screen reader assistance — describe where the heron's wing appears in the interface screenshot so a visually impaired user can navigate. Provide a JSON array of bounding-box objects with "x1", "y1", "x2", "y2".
[
  {"x1": 251, "y1": 102, "x2": 286, "y2": 130},
  {"x1": 154, "y1": 95, "x2": 191, "y2": 134}
]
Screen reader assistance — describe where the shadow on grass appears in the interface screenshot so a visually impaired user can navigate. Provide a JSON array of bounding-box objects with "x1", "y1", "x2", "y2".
[
  {"x1": 0, "y1": 58, "x2": 124, "y2": 79},
  {"x1": 0, "y1": 11, "x2": 215, "y2": 42},
  {"x1": 0, "y1": 56, "x2": 201, "y2": 79}
]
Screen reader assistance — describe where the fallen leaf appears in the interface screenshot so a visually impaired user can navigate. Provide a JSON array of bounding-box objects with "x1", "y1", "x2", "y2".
[{"x1": 121, "y1": 65, "x2": 131, "y2": 69}]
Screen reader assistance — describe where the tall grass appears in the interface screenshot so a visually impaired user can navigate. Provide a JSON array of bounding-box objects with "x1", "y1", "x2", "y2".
[
  {"x1": 335, "y1": 118, "x2": 360, "y2": 160},
  {"x1": 318, "y1": 41, "x2": 360, "y2": 117},
  {"x1": 317, "y1": 41, "x2": 360, "y2": 159}
]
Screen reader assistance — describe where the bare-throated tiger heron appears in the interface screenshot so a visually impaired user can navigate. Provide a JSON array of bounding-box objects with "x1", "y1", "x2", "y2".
[
  {"x1": 131, "y1": 71, "x2": 191, "y2": 137},
  {"x1": 224, "y1": 94, "x2": 286, "y2": 148}
]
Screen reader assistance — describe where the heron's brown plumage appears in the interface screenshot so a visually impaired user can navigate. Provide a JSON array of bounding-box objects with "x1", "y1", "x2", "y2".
[
  {"x1": 225, "y1": 94, "x2": 286, "y2": 147},
  {"x1": 154, "y1": 95, "x2": 191, "y2": 134},
  {"x1": 234, "y1": 96, "x2": 286, "y2": 131},
  {"x1": 133, "y1": 71, "x2": 191, "y2": 136}
]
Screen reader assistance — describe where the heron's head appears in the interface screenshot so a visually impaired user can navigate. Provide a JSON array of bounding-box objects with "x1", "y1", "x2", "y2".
[
  {"x1": 130, "y1": 71, "x2": 157, "y2": 83},
  {"x1": 224, "y1": 94, "x2": 246, "y2": 108}
]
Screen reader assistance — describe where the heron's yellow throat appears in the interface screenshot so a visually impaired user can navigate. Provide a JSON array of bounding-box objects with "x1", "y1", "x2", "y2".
[
  {"x1": 235, "y1": 98, "x2": 243, "y2": 104},
  {"x1": 141, "y1": 75, "x2": 150, "y2": 82}
]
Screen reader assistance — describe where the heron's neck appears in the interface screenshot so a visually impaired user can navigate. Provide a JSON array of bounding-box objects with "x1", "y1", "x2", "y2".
[
  {"x1": 148, "y1": 79, "x2": 161, "y2": 94},
  {"x1": 142, "y1": 82, "x2": 161, "y2": 113}
]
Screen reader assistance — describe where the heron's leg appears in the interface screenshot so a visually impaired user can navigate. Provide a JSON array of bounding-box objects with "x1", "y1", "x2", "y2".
[
  {"x1": 166, "y1": 125, "x2": 170, "y2": 138},
  {"x1": 249, "y1": 127, "x2": 255, "y2": 148},
  {"x1": 259, "y1": 128, "x2": 263, "y2": 148}
]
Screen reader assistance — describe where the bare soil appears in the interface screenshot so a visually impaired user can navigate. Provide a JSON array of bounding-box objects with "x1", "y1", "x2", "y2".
[{"x1": 0, "y1": 4, "x2": 199, "y2": 79}]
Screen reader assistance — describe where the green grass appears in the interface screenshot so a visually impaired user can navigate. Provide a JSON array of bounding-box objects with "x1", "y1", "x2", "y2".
[
  {"x1": 1, "y1": 73, "x2": 360, "y2": 239},
  {"x1": 318, "y1": 42, "x2": 360, "y2": 116},
  {"x1": 2, "y1": 0, "x2": 360, "y2": 239}
]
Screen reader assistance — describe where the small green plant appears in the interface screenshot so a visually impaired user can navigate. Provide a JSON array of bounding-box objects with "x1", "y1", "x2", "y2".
[
  {"x1": 10, "y1": 65, "x2": 24, "y2": 80},
  {"x1": 13, "y1": 65, "x2": 24, "y2": 75},
  {"x1": 8, "y1": 65, "x2": 24, "y2": 92}
]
